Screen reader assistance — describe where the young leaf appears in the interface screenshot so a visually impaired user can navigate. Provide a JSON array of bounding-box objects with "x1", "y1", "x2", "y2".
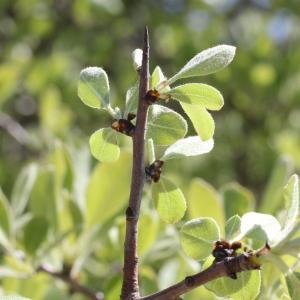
[
  {"x1": 225, "y1": 215, "x2": 241, "y2": 240},
  {"x1": 167, "y1": 83, "x2": 224, "y2": 110},
  {"x1": 89, "y1": 128, "x2": 120, "y2": 162},
  {"x1": 181, "y1": 103, "x2": 215, "y2": 140},
  {"x1": 204, "y1": 256, "x2": 261, "y2": 299},
  {"x1": 161, "y1": 136, "x2": 214, "y2": 161},
  {"x1": 221, "y1": 182, "x2": 255, "y2": 220},
  {"x1": 187, "y1": 179, "x2": 224, "y2": 229},
  {"x1": 23, "y1": 216, "x2": 48, "y2": 255},
  {"x1": 150, "y1": 66, "x2": 170, "y2": 92},
  {"x1": 240, "y1": 212, "x2": 281, "y2": 244},
  {"x1": 132, "y1": 48, "x2": 143, "y2": 71},
  {"x1": 78, "y1": 67, "x2": 110, "y2": 109},
  {"x1": 168, "y1": 45, "x2": 236, "y2": 84},
  {"x1": 124, "y1": 81, "x2": 139, "y2": 117},
  {"x1": 0, "y1": 297, "x2": 32, "y2": 300},
  {"x1": 180, "y1": 218, "x2": 220, "y2": 260},
  {"x1": 273, "y1": 174, "x2": 299, "y2": 247},
  {"x1": 152, "y1": 177, "x2": 186, "y2": 224},
  {"x1": 146, "y1": 105, "x2": 187, "y2": 146}
]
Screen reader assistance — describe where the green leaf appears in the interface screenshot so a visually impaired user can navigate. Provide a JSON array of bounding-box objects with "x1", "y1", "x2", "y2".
[
  {"x1": 225, "y1": 215, "x2": 241, "y2": 240},
  {"x1": 124, "y1": 81, "x2": 139, "y2": 116},
  {"x1": 28, "y1": 167, "x2": 57, "y2": 230},
  {"x1": 89, "y1": 128, "x2": 120, "y2": 162},
  {"x1": 204, "y1": 256, "x2": 261, "y2": 299},
  {"x1": 150, "y1": 66, "x2": 170, "y2": 92},
  {"x1": 221, "y1": 183, "x2": 255, "y2": 220},
  {"x1": 11, "y1": 163, "x2": 38, "y2": 217},
  {"x1": 161, "y1": 136, "x2": 214, "y2": 161},
  {"x1": 259, "y1": 156, "x2": 293, "y2": 214},
  {"x1": 286, "y1": 272, "x2": 300, "y2": 300},
  {"x1": 78, "y1": 67, "x2": 110, "y2": 109},
  {"x1": 0, "y1": 188, "x2": 12, "y2": 237},
  {"x1": 273, "y1": 174, "x2": 299, "y2": 247},
  {"x1": 167, "y1": 83, "x2": 224, "y2": 110},
  {"x1": 240, "y1": 212, "x2": 281, "y2": 244},
  {"x1": 23, "y1": 216, "x2": 49, "y2": 255},
  {"x1": 180, "y1": 218, "x2": 220, "y2": 260},
  {"x1": 152, "y1": 177, "x2": 186, "y2": 224},
  {"x1": 146, "y1": 105, "x2": 187, "y2": 146},
  {"x1": 168, "y1": 45, "x2": 236, "y2": 84},
  {"x1": 138, "y1": 212, "x2": 159, "y2": 255},
  {"x1": 187, "y1": 179, "x2": 224, "y2": 229},
  {"x1": 86, "y1": 153, "x2": 131, "y2": 227},
  {"x1": 181, "y1": 102, "x2": 215, "y2": 140}
]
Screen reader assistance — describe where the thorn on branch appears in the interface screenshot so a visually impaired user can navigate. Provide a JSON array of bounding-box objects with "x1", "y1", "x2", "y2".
[{"x1": 145, "y1": 160, "x2": 164, "y2": 182}]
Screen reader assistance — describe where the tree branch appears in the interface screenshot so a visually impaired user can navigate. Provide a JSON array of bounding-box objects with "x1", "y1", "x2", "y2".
[
  {"x1": 140, "y1": 253, "x2": 261, "y2": 300},
  {"x1": 38, "y1": 265, "x2": 104, "y2": 300},
  {"x1": 121, "y1": 27, "x2": 150, "y2": 300}
]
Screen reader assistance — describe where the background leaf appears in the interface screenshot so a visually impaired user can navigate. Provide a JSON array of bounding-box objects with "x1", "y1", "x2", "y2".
[
  {"x1": 152, "y1": 177, "x2": 186, "y2": 224},
  {"x1": 181, "y1": 103, "x2": 215, "y2": 140},
  {"x1": 161, "y1": 136, "x2": 214, "y2": 160},
  {"x1": 221, "y1": 183, "x2": 255, "y2": 220},
  {"x1": 180, "y1": 218, "x2": 220, "y2": 260},
  {"x1": 168, "y1": 45, "x2": 236, "y2": 84},
  {"x1": 146, "y1": 105, "x2": 187, "y2": 146},
  {"x1": 89, "y1": 128, "x2": 120, "y2": 162},
  {"x1": 0, "y1": 188, "x2": 12, "y2": 237},
  {"x1": 187, "y1": 179, "x2": 224, "y2": 229},
  {"x1": 167, "y1": 83, "x2": 224, "y2": 110},
  {"x1": 286, "y1": 272, "x2": 300, "y2": 300},
  {"x1": 86, "y1": 153, "x2": 131, "y2": 227},
  {"x1": 78, "y1": 67, "x2": 110, "y2": 109}
]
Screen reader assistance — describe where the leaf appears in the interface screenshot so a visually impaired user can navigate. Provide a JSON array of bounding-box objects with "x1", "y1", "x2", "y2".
[
  {"x1": 181, "y1": 102, "x2": 215, "y2": 140},
  {"x1": 89, "y1": 128, "x2": 120, "y2": 162},
  {"x1": 167, "y1": 83, "x2": 224, "y2": 110},
  {"x1": 78, "y1": 67, "x2": 110, "y2": 109},
  {"x1": 168, "y1": 45, "x2": 236, "y2": 84},
  {"x1": 221, "y1": 183, "x2": 255, "y2": 220},
  {"x1": 28, "y1": 167, "x2": 57, "y2": 230},
  {"x1": 23, "y1": 216, "x2": 49, "y2": 255},
  {"x1": 286, "y1": 272, "x2": 300, "y2": 300},
  {"x1": 204, "y1": 256, "x2": 261, "y2": 299},
  {"x1": 132, "y1": 48, "x2": 143, "y2": 71},
  {"x1": 259, "y1": 156, "x2": 293, "y2": 214},
  {"x1": 273, "y1": 174, "x2": 299, "y2": 247},
  {"x1": 225, "y1": 215, "x2": 241, "y2": 240},
  {"x1": 138, "y1": 212, "x2": 159, "y2": 255},
  {"x1": 124, "y1": 81, "x2": 139, "y2": 116},
  {"x1": 86, "y1": 153, "x2": 131, "y2": 227},
  {"x1": 146, "y1": 105, "x2": 187, "y2": 146},
  {"x1": 152, "y1": 177, "x2": 186, "y2": 224},
  {"x1": 0, "y1": 188, "x2": 12, "y2": 237},
  {"x1": 187, "y1": 179, "x2": 224, "y2": 229},
  {"x1": 240, "y1": 212, "x2": 281, "y2": 244},
  {"x1": 150, "y1": 66, "x2": 170, "y2": 92},
  {"x1": 180, "y1": 218, "x2": 220, "y2": 260},
  {"x1": 11, "y1": 163, "x2": 38, "y2": 217},
  {"x1": 161, "y1": 136, "x2": 214, "y2": 161}
]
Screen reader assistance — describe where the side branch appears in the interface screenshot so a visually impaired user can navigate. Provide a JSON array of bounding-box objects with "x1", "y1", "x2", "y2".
[
  {"x1": 38, "y1": 265, "x2": 104, "y2": 300},
  {"x1": 121, "y1": 27, "x2": 150, "y2": 300},
  {"x1": 140, "y1": 253, "x2": 261, "y2": 300}
]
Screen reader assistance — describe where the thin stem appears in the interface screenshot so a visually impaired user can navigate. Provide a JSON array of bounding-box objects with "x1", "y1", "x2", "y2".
[
  {"x1": 140, "y1": 253, "x2": 261, "y2": 300},
  {"x1": 121, "y1": 27, "x2": 150, "y2": 300},
  {"x1": 38, "y1": 265, "x2": 103, "y2": 300}
]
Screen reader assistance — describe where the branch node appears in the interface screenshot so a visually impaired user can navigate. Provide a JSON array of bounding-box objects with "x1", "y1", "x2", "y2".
[
  {"x1": 145, "y1": 160, "x2": 164, "y2": 182},
  {"x1": 126, "y1": 207, "x2": 136, "y2": 220},
  {"x1": 184, "y1": 276, "x2": 195, "y2": 287}
]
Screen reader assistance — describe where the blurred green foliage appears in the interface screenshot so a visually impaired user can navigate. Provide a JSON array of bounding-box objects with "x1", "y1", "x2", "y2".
[{"x1": 0, "y1": 0, "x2": 300, "y2": 299}]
